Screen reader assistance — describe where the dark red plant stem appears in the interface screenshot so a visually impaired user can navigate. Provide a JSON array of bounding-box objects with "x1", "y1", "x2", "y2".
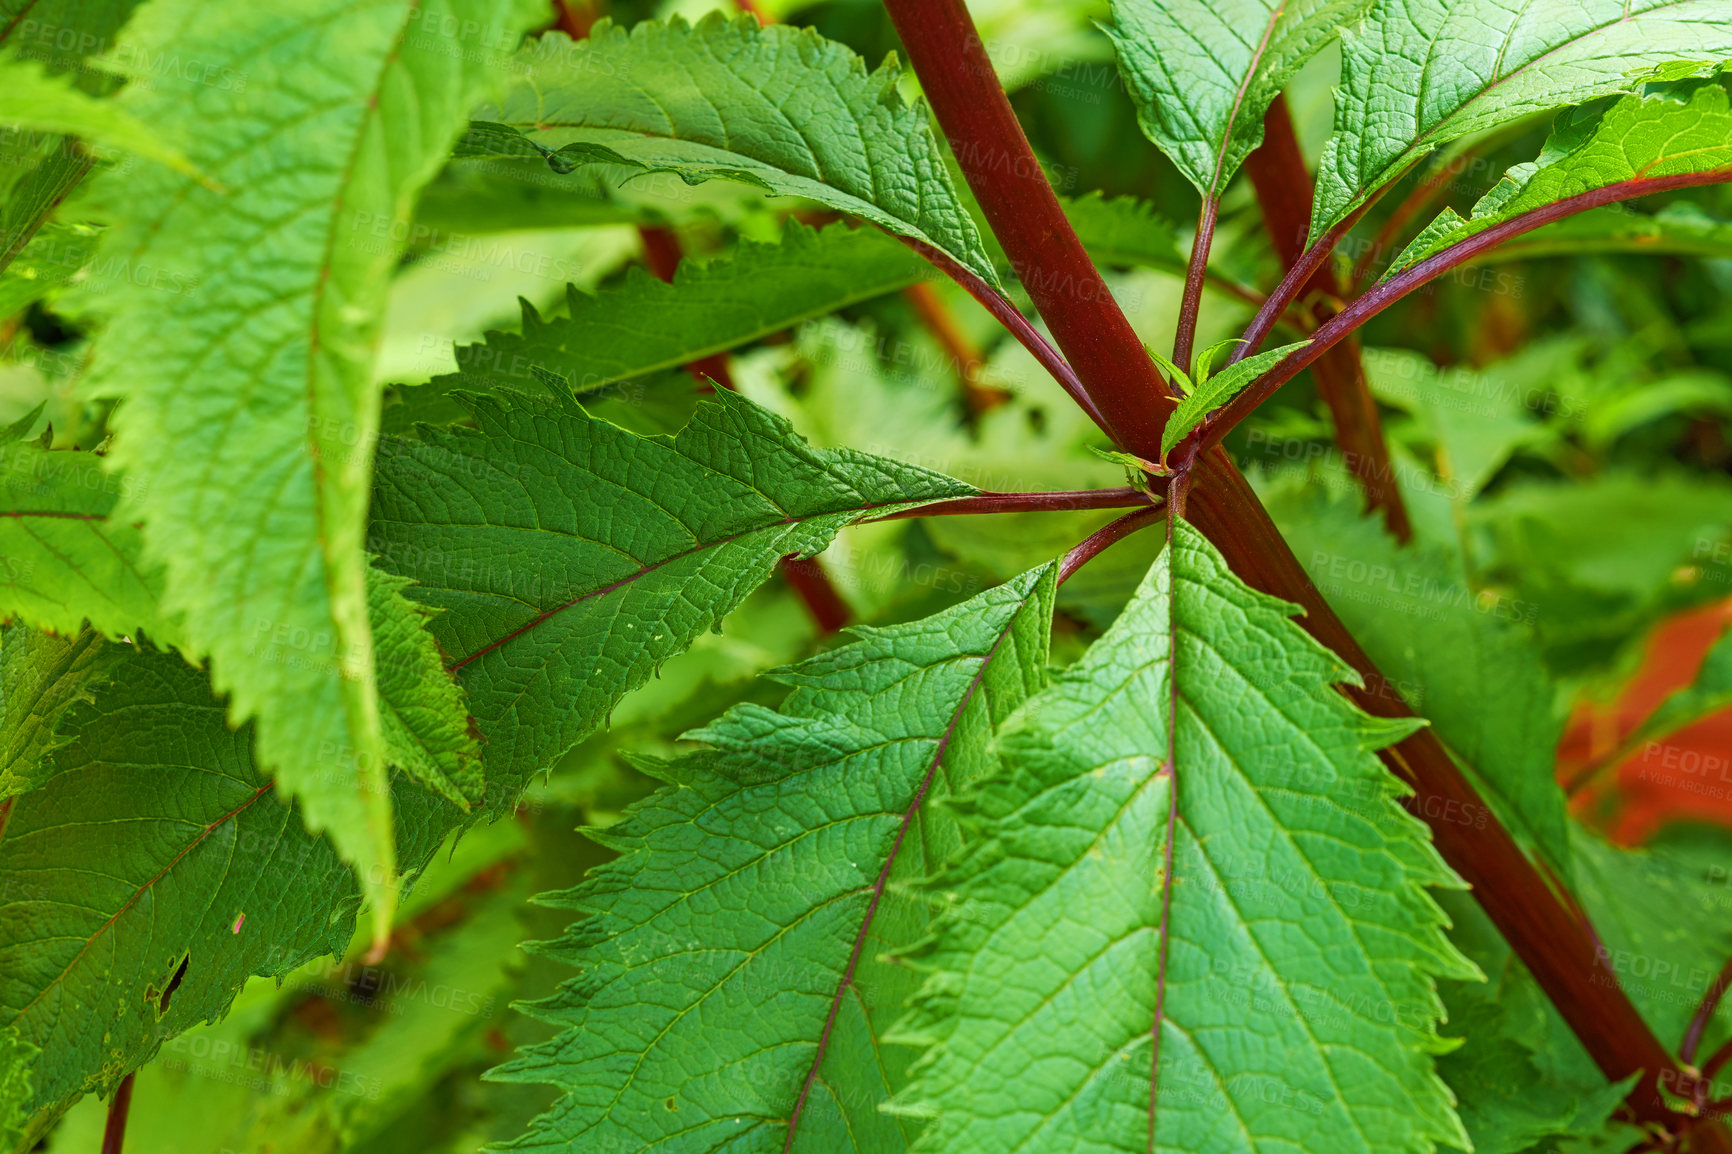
[
  {"x1": 1242, "y1": 95, "x2": 1411, "y2": 541},
  {"x1": 884, "y1": 3, "x2": 1702, "y2": 1134},
  {"x1": 1057, "y1": 504, "x2": 1165, "y2": 583},
  {"x1": 639, "y1": 224, "x2": 848, "y2": 632},
  {"x1": 874, "y1": 487, "x2": 1154, "y2": 521},
  {"x1": 898, "y1": 237, "x2": 1110, "y2": 432},
  {"x1": 1182, "y1": 453, "x2": 1688, "y2": 1129},
  {"x1": 1201, "y1": 167, "x2": 1732, "y2": 451},
  {"x1": 883, "y1": 0, "x2": 1170, "y2": 453},
  {"x1": 1686, "y1": 957, "x2": 1732, "y2": 1066},
  {"x1": 101, "y1": 1072, "x2": 134, "y2": 1154},
  {"x1": 1173, "y1": 198, "x2": 1218, "y2": 371},
  {"x1": 1706, "y1": 1037, "x2": 1732, "y2": 1083},
  {"x1": 1228, "y1": 204, "x2": 1367, "y2": 365}
]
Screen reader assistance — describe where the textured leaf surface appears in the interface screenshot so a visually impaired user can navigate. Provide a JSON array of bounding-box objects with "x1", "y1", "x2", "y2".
[
  {"x1": 370, "y1": 389, "x2": 975, "y2": 818},
  {"x1": 70, "y1": 0, "x2": 541, "y2": 930},
  {"x1": 1159, "y1": 339, "x2": 1309, "y2": 458},
  {"x1": 1108, "y1": 0, "x2": 1367, "y2": 197},
  {"x1": 1312, "y1": 0, "x2": 1732, "y2": 237},
  {"x1": 491, "y1": 566, "x2": 1056, "y2": 1153},
  {"x1": 487, "y1": 13, "x2": 997, "y2": 283},
  {"x1": 0, "y1": 625, "x2": 115, "y2": 802},
  {"x1": 1390, "y1": 78, "x2": 1732, "y2": 275},
  {"x1": 0, "y1": 645, "x2": 468, "y2": 1146},
  {"x1": 388, "y1": 221, "x2": 930, "y2": 430},
  {"x1": 368, "y1": 568, "x2": 483, "y2": 810},
  {"x1": 0, "y1": 438, "x2": 171, "y2": 642},
  {"x1": 0, "y1": 49, "x2": 189, "y2": 173},
  {"x1": 895, "y1": 521, "x2": 1470, "y2": 1153}
]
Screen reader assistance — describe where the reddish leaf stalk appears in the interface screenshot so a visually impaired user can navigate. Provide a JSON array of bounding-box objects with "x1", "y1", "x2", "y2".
[
  {"x1": 101, "y1": 1072, "x2": 135, "y2": 1154},
  {"x1": 1200, "y1": 168, "x2": 1732, "y2": 453},
  {"x1": 1057, "y1": 504, "x2": 1166, "y2": 583},
  {"x1": 1173, "y1": 198, "x2": 1218, "y2": 372},
  {"x1": 897, "y1": 237, "x2": 1110, "y2": 432},
  {"x1": 1243, "y1": 96, "x2": 1411, "y2": 541},
  {"x1": 883, "y1": 0, "x2": 1716, "y2": 1136},
  {"x1": 875, "y1": 486, "x2": 1155, "y2": 522},
  {"x1": 1685, "y1": 957, "x2": 1732, "y2": 1067}
]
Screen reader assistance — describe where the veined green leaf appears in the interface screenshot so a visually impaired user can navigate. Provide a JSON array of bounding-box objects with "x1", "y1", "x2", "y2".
[
  {"x1": 1312, "y1": 0, "x2": 1732, "y2": 239},
  {"x1": 0, "y1": 645, "x2": 471, "y2": 1146},
  {"x1": 0, "y1": 624, "x2": 116, "y2": 802},
  {"x1": 0, "y1": 437, "x2": 171, "y2": 643},
  {"x1": 484, "y1": 13, "x2": 998, "y2": 284},
  {"x1": 70, "y1": 0, "x2": 544, "y2": 938},
  {"x1": 0, "y1": 1026, "x2": 29, "y2": 1151},
  {"x1": 369, "y1": 388, "x2": 976, "y2": 818},
  {"x1": 491, "y1": 565, "x2": 1056, "y2": 1153},
  {"x1": 1159, "y1": 339, "x2": 1309, "y2": 459},
  {"x1": 387, "y1": 221, "x2": 931, "y2": 431},
  {"x1": 1389, "y1": 77, "x2": 1732, "y2": 276},
  {"x1": 0, "y1": 49, "x2": 192, "y2": 175},
  {"x1": 368, "y1": 568, "x2": 483, "y2": 811},
  {"x1": 1108, "y1": 0, "x2": 1368, "y2": 198},
  {"x1": 894, "y1": 521, "x2": 1471, "y2": 1153}
]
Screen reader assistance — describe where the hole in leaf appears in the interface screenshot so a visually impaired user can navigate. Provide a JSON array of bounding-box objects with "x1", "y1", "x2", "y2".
[{"x1": 156, "y1": 954, "x2": 189, "y2": 1015}]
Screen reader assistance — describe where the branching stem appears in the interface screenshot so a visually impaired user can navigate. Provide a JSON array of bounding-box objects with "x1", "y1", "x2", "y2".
[{"x1": 1173, "y1": 198, "x2": 1218, "y2": 372}]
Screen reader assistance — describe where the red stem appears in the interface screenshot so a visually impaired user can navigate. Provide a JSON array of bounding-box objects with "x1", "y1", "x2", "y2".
[
  {"x1": 1173, "y1": 198, "x2": 1218, "y2": 371},
  {"x1": 1686, "y1": 956, "x2": 1732, "y2": 1066},
  {"x1": 874, "y1": 487, "x2": 1154, "y2": 522},
  {"x1": 1243, "y1": 95, "x2": 1411, "y2": 541},
  {"x1": 1057, "y1": 504, "x2": 1166, "y2": 583},
  {"x1": 101, "y1": 1072, "x2": 135, "y2": 1154},
  {"x1": 883, "y1": 0, "x2": 1710, "y2": 1134},
  {"x1": 1201, "y1": 167, "x2": 1732, "y2": 451},
  {"x1": 883, "y1": 0, "x2": 1170, "y2": 453}
]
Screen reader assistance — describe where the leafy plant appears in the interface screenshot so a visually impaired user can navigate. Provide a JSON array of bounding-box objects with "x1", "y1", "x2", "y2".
[{"x1": 3, "y1": 1, "x2": 1732, "y2": 1153}]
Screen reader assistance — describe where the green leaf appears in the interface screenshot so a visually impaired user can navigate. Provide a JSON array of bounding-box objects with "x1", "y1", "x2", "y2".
[
  {"x1": 0, "y1": 644, "x2": 471, "y2": 1146},
  {"x1": 0, "y1": 624, "x2": 116, "y2": 802},
  {"x1": 1065, "y1": 192, "x2": 1187, "y2": 273},
  {"x1": 485, "y1": 13, "x2": 998, "y2": 284},
  {"x1": 0, "y1": 48, "x2": 193, "y2": 175},
  {"x1": 1263, "y1": 475, "x2": 1573, "y2": 874},
  {"x1": 894, "y1": 521, "x2": 1472, "y2": 1153},
  {"x1": 0, "y1": 438, "x2": 173, "y2": 642},
  {"x1": 490, "y1": 565, "x2": 1057, "y2": 1153},
  {"x1": 1159, "y1": 339, "x2": 1309, "y2": 458},
  {"x1": 1312, "y1": 0, "x2": 1732, "y2": 238},
  {"x1": 454, "y1": 118, "x2": 769, "y2": 188},
  {"x1": 0, "y1": 1026, "x2": 32, "y2": 1152},
  {"x1": 1108, "y1": 0, "x2": 1368, "y2": 198},
  {"x1": 1433, "y1": 892, "x2": 1634, "y2": 1154},
  {"x1": 369, "y1": 389, "x2": 976, "y2": 819},
  {"x1": 69, "y1": 0, "x2": 544, "y2": 939},
  {"x1": 1388, "y1": 77, "x2": 1732, "y2": 276},
  {"x1": 387, "y1": 220, "x2": 931, "y2": 431},
  {"x1": 368, "y1": 567, "x2": 484, "y2": 811}
]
